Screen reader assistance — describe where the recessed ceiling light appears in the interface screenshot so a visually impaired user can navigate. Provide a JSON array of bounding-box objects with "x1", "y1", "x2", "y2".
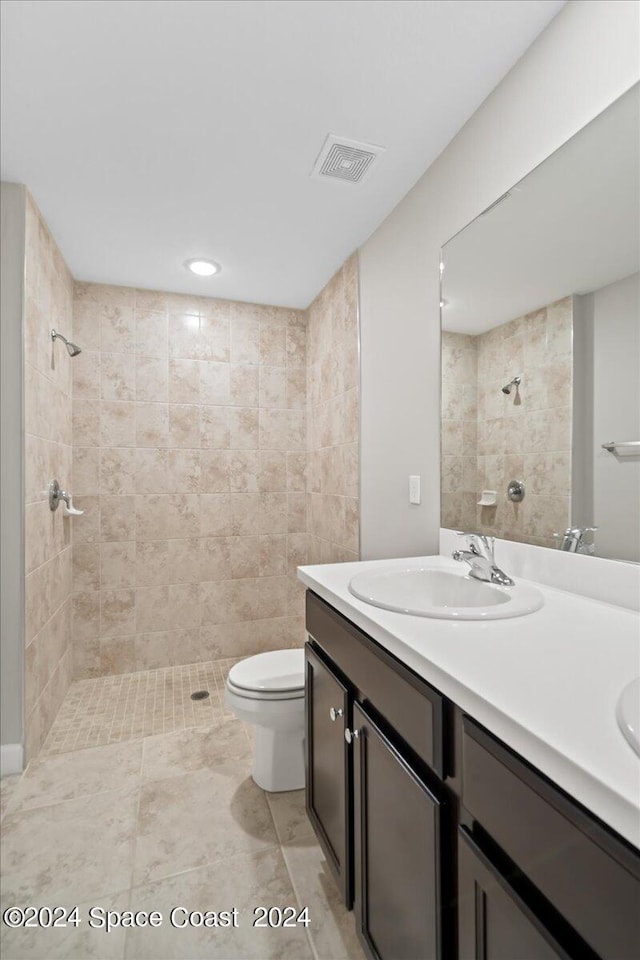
[{"x1": 185, "y1": 258, "x2": 220, "y2": 277}]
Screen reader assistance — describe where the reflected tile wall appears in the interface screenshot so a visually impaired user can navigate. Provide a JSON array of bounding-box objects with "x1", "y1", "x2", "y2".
[
  {"x1": 441, "y1": 332, "x2": 478, "y2": 532},
  {"x1": 306, "y1": 254, "x2": 360, "y2": 563},
  {"x1": 441, "y1": 297, "x2": 573, "y2": 546},
  {"x1": 24, "y1": 193, "x2": 75, "y2": 759},
  {"x1": 71, "y1": 283, "x2": 308, "y2": 677}
]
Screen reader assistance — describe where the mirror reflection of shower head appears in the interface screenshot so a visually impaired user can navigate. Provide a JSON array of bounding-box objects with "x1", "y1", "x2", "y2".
[
  {"x1": 51, "y1": 329, "x2": 81, "y2": 357},
  {"x1": 502, "y1": 376, "x2": 521, "y2": 395}
]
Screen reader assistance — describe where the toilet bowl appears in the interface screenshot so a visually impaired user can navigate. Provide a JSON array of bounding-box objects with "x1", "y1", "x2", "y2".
[{"x1": 225, "y1": 649, "x2": 305, "y2": 792}]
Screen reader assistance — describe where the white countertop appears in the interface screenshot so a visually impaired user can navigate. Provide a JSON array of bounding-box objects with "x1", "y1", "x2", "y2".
[{"x1": 298, "y1": 555, "x2": 640, "y2": 850}]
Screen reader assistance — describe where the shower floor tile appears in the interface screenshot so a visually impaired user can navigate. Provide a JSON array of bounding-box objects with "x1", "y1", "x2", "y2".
[{"x1": 41, "y1": 659, "x2": 241, "y2": 756}]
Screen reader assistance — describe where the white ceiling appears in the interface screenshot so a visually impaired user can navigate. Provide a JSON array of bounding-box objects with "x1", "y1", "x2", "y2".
[
  {"x1": 442, "y1": 83, "x2": 640, "y2": 334},
  {"x1": 1, "y1": 0, "x2": 564, "y2": 308}
]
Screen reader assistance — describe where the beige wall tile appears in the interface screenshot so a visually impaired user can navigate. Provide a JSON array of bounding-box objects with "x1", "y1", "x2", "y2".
[
  {"x1": 135, "y1": 448, "x2": 168, "y2": 494},
  {"x1": 230, "y1": 316, "x2": 260, "y2": 363},
  {"x1": 73, "y1": 446, "x2": 100, "y2": 495},
  {"x1": 135, "y1": 402, "x2": 169, "y2": 447},
  {"x1": 136, "y1": 310, "x2": 168, "y2": 358},
  {"x1": 306, "y1": 257, "x2": 360, "y2": 560},
  {"x1": 443, "y1": 298, "x2": 574, "y2": 542},
  {"x1": 231, "y1": 364, "x2": 259, "y2": 406},
  {"x1": 230, "y1": 407, "x2": 259, "y2": 449},
  {"x1": 260, "y1": 314, "x2": 286, "y2": 365},
  {"x1": 72, "y1": 592, "x2": 100, "y2": 644},
  {"x1": 168, "y1": 538, "x2": 204, "y2": 585},
  {"x1": 73, "y1": 398, "x2": 100, "y2": 446},
  {"x1": 100, "y1": 589, "x2": 136, "y2": 637},
  {"x1": 24, "y1": 196, "x2": 74, "y2": 758},
  {"x1": 199, "y1": 362, "x2": 230, "y2": 404},
  {"x1": 169, "y1": 358, "x2": 199, "y2": 403},
  {"x1": 100, "y1": 303, "x2": 135, "y2": 354},
  {"x1": 169, "y1": 404, "x2": 200, "y2": 448},
  {"x1": 71, "y1": 496, "x2": 101, "y2": 543},
  {"x1": 69, "y1": 271, "x2": 356, "y2": 676},
  {"x1": 100, "y1": 541, "x2": 136, "y2": 588},
  {"x1": 168, "y1": 311, "x2": 200, "y2": 360},
  {"x1": 135, "y1": 356, "x2": 168, "y2": 401},
  {"x1": 73, "y1": 543, "x2": 100, "y2": 593},
  {"x1": 100, "y1": 447, "x2": 137, "y2": 494},
  {"x1": 101, "y1": 353, "x2": 135, "y2": 400},
  {"x1": 135, "y1": 494, "x2": 169, "y2": 541},
  {"x1": 168, "y1": 448, "x2": 200, "y2": 492},
  {"x1": 200, "y1": 315, "x2": 230, "y2": 363},
  {"x1": 101, "y1": 401, "x2": 136, "y2": 446},
  {"x1": 259, "y1": 367, "x2": 286, "y2": 408},
  {"x1": 199, "y1": 406, "x2": 230, "y2": 448},
  {"x1": 99, "y1": 636, "x2": 136, "y2": 675},
  {"x1": 199, "y1": 538, "x2": 232, "y2": 582},
  {"x1": 136, "y1": 585, "x2": 170, "y2": 632},
  {"x1": 135, "y1": 540, "x2": 170, "y2": 586},
  {"x1": 201, "y1": 450, "x2": 231, "y2": 493},
  {"x1": 72, "y1": 350, "x2": 101, "y2": 399},
  {"x1": 100, "y1": 495, "x2": 136, "y2": 542}
]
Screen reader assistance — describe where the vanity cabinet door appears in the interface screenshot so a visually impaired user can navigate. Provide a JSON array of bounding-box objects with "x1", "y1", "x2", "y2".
[
  {"x1": 352, "y1": 702, "x2": 444, "y2": 960},
  {"x1": 458, "y1": 829, "x2": 568, "y2": 960},
  {"x1": 305, "y1": 642, "x2": 352, "y2": 906}
]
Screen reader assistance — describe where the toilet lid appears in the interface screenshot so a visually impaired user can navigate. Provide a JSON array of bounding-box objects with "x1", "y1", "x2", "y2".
[{"x1": 228, "y1": 649, "x2": 305, "y2": 694}]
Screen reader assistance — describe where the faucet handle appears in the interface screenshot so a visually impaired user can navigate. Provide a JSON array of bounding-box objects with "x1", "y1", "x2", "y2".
[{"x1": 456, "y1": 532, "x2": 495, "y2": 560}]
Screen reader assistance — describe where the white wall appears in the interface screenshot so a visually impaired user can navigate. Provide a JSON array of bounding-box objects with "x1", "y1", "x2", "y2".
[
  {"x1": 358, "y1": 0, "x2": 640, "y2": 560},
  {"x1": 591, "y1": 272, "x2": 640, "y2": 562},
  {"x1": 1, "y1": 182, "x2": 25, "y2": 773}
]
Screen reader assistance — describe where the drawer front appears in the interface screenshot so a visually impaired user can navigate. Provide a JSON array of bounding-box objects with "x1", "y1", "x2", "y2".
[
  {"x1": 306, "y1": 591, "x2": 444, "y2": 777},
  {"x1": 462, "y1": 717, "x2": 640, "y2": 960}
]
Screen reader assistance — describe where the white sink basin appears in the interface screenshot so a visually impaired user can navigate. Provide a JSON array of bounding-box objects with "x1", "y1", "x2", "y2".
[
  {"x1": 348, "y1": 566, "x2": 544, "y2": 620},
  {"x1": 617, "y1": 678, "x2": 640, "y2": 757}
]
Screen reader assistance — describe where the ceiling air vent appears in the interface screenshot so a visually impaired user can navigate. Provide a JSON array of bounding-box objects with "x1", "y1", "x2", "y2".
[{"x1": 311, "y1": 134, "x2": 385, "y2": 185}]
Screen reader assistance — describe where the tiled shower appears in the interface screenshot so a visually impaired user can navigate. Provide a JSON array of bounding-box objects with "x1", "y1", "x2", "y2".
[{"x1": 23, "y1": 192, "x2": 360, "y2": 761}]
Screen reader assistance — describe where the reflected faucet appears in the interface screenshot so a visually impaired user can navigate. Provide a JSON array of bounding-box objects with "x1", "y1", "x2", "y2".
[
  {"x1": 553, "y1": 526, "x2": 598, "y2": 554},
  {"x1": 452, "y1": 533, "x2": 515, "y2": 586}
]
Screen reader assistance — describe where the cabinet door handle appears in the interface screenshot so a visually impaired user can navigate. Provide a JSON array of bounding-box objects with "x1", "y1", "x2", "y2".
[
  {"x1": 344, "y1": 727, "x2": 360, "y2": 744},
  {"x1": 329, "y1": 707, "x2": 344, "y2": 722}
]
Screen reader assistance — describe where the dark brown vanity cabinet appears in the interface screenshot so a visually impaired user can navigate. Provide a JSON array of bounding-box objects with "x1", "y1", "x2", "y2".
[
  {"x1": 460, "y1": 717, "x2": 640, "y2": 960},
  {"x1": 352, "y1": 702, "x2": 444, "y2": 960},
  {"x1": 305, "y1": 643, "x2": 351, "y2": 905},
  {"x1": 458, "y1": 828, "x2": 568, "y2": 960},
  {"x1": 304, "y1": 589, "x2": 640, "y2": 960},
  {"x1": 305, "y1": 591, "x2": 448, "y2": 960}
]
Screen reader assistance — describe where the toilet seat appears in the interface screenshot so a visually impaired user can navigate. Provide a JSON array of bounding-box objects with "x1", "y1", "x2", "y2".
[
  {"x1": 226, "y1": 649, "x2": 305, "y2": 700},
  {"x1": 226, "y1": 678, "x2": 304, "y2": 701}
]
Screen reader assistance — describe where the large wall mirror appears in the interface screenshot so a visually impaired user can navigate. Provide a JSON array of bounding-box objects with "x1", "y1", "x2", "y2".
[{"x1": 440, "y1": 84, "x2": 639, "y2": 563}]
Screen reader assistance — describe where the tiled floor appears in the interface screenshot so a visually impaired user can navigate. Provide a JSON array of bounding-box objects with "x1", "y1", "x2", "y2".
[
  {"x1": 41, "y1": 660, "x2": 238, "y2": 756},
  {"x1": 1, "y1": 665, "x2": 365, "y2": 960}
]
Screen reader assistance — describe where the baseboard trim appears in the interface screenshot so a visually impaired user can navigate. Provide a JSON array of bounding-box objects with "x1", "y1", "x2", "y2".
[{"x1": 0, "y1": 742, "x2": 24, "y2": 777}]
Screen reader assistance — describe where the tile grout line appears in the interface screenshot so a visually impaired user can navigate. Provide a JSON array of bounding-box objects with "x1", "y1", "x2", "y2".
[
  {"x1": 279, "y1": 841, "x2": 321, "y2": 960},
  {"x1": 263, "y1": 790, "x2": 319, "y2": 960}
]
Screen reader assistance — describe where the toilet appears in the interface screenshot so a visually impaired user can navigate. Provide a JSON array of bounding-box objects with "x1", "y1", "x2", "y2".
[{"x1": 225, "y1": 648, "x2": 305, "y2": 792}]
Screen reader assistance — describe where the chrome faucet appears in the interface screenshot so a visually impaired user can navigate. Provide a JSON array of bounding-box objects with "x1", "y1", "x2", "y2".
[
  {"x1": 452, "y1": 533, "x2": 515, "y2": 586},
  {"x1": 553, "y1": 526, "x2": 597, "y2": 554}
]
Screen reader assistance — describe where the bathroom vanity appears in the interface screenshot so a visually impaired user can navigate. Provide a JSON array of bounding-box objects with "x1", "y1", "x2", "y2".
[{"x1": 299, "y1": 557, "x2": 640, "y2": 960}]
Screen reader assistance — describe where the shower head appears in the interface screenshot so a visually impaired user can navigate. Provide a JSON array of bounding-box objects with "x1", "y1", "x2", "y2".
[
  {"x1": 51, "y1": 329, "x2": 82, "y2": 357},
  {"x1": 502, "y1": 376, "x2": 521, "y2": 395}
]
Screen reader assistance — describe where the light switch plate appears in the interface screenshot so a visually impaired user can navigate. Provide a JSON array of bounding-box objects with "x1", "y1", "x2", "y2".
[{"x1": 409, "y1": 475, "x2": 421, "y2": 505}]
